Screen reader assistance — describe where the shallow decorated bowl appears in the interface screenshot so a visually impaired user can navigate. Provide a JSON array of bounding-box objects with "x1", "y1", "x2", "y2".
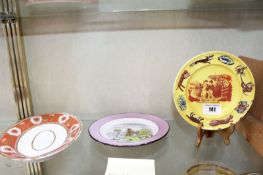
[
  {"x1": 0, "y1": 113, "x2": 82, "y2": 162},
  {"x1": 89, "y1": 113, "x2": 169, "y2": 147},
  {"x1": 186, "y1": 162, "x2": 237, "y2": 175}
]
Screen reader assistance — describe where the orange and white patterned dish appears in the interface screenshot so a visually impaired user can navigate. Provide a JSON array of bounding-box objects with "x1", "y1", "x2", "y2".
[
  {"x1": 0, "y1": 113, "x2": 82, "y2": 162},
  {"x1": 173, "y1": 51, "x2": 255, "y2": 130}
]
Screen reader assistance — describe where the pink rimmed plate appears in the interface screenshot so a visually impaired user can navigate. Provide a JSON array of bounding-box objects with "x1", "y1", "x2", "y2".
[
  {"x1": 0, "y1": 113, "x2": 82, "y2": 162},
  {"x1": 88, "y1": 113, "x2": 169, "y2": 147}
]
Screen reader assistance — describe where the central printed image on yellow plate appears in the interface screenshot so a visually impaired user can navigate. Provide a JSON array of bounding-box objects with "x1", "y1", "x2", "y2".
[{"x1": 173, "y1": 51, "x2": 255, "y2": 130}]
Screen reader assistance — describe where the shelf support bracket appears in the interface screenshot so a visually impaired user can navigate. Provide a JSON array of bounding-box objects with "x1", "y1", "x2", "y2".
[{"x1": 0, "y1": 0, "x2": 43, "y2": 175}]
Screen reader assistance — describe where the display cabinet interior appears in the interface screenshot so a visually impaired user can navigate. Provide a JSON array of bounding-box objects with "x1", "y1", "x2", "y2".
[{"x1": 0, "y1": 0, "x2": 263, "y2": 175}]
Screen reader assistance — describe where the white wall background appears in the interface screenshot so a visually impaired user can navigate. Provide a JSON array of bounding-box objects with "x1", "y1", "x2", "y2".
[{"x1": 24, "y1": 29, "x2": 263, "y2": 119}]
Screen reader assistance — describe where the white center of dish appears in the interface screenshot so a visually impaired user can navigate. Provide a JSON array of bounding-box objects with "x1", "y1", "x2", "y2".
[
  {"x1": 17, "y1": 124, "x2": 67, "y2": 157},
  {"x1": 99, "y1": 118, "x2": 159, "y2": 141},
  {"x1": 32, "y1": 130, "x2": 55, "y2": 151}
]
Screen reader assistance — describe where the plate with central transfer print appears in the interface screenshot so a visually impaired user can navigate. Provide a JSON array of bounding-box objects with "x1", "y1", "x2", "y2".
[
  {"x1": 173, "y1": 51, "x2": 255, "y2": 130},
  {"x1": 88, "y1": 113, "x2": 169, "y2": 146}
]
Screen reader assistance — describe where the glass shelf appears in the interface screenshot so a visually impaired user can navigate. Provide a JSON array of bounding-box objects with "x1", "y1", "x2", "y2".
[
  {"x1": 15, "y1": 0, "x2": 263, "y2": 35},
  {"x1": 1, "y1": 118, "x2": 263, "y2": 175},
  {"x1": 18, "y1": 0, "x2": 263, "y2": 18}
]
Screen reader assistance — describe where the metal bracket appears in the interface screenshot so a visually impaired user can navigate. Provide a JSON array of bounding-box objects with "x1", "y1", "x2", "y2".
[
  {"x1": 1, "y1": 0, "x2": 42, "y2": 174},
  {"x1": 0, "y1": 12, "x2": 5, "y2": 23},
  {"x1": 0, "y1": 12, "x2": 16, "y2": 23}
]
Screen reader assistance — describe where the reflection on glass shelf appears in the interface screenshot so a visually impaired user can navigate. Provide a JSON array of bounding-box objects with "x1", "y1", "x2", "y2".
[
  {"x1": 0, "y1": 119, "x2": 263, "y2": 174},
  {"x1": 44, "y1": 119, "x2": 263, "y2": 174},
  {"x1": 18, "y1": 0, "x2": 263, "y2": 18}
]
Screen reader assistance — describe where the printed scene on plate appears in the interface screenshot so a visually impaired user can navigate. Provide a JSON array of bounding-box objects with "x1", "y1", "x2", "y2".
[
  {"x1": 188, "y1": 74, "x2": 232, "y2": 103},
  {"x1": 105, "y1": 123, "x2": 153, "y2": 142}
]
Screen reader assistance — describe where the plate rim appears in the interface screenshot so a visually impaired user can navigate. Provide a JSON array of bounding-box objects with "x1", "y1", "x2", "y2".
[
  {"x1": 173, "y1": 51, "x2": 255, "y2": 130},
  {"x1": 0, "y1": 113, "x2": 83, "y2": 162},
  {"x1": 88, "y1": 112, "x2": 170, "y2": 147},
  {"x1": 186, "y1": 161, "x2": 237, "y2": 175}
]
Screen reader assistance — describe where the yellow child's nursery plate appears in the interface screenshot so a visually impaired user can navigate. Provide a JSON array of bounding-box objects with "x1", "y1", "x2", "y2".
[{"x1": 173, "y1": 51, "x2": 255, "y2": 130}]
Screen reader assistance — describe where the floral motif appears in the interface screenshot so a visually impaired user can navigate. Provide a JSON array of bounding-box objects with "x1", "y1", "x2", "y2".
[
  {"x1": 58, "y1": 114, "x2": 70, "y2": 124},
  {"x1": 0, "y1": 146, "x2": 16, "y2": 153},
  {"x1": 235, "y1": 65, "x2": 247, "y2": 76},
  {"x1": 70, "y1": 123, "x2": 80, "y2": 134},
  {"x1": 177, "y1": 95, "x2": 186, "y2": 111},
  {"x1": 218, "y1": 55, "x2": 234, "y2": 65},
  {"x1": 235, "y1": 101, "x2": 249, "y2": 113},
  {"x1": 240, "y1": 76, "x2": 254, "y2": 94},
  {"x1": 7, "y1": 127, "x2": 21, "y2": 137},
  {"x1": 235, "y1": 65, "x2": 254, "y2": 94},
  {"x1": 30, "y1": 116, "x2": 42, "y2": 125}
]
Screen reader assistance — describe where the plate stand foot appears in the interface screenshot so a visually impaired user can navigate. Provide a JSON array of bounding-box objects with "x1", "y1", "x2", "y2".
[{"x1": 196, "y1": 123, "x2": 235, "y2": 148}]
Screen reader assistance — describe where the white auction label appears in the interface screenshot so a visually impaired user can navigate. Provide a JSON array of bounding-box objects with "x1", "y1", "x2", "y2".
[
  {"x1": 105, "y1": 157, "x2": 155, "y2": 175},
  {"x1": 202, "y1": 104, "x2": 221, "y2": 115}
]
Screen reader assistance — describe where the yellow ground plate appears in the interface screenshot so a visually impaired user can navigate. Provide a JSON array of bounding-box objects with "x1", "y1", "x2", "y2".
[{"x1": 173, "y1": 51, "x2": 255, "y2": 130}]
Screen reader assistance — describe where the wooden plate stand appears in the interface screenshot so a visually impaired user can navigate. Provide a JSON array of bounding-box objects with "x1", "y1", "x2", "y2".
[{"x1": 196, "y1": 122, "x2": 235, "y2": 148}]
